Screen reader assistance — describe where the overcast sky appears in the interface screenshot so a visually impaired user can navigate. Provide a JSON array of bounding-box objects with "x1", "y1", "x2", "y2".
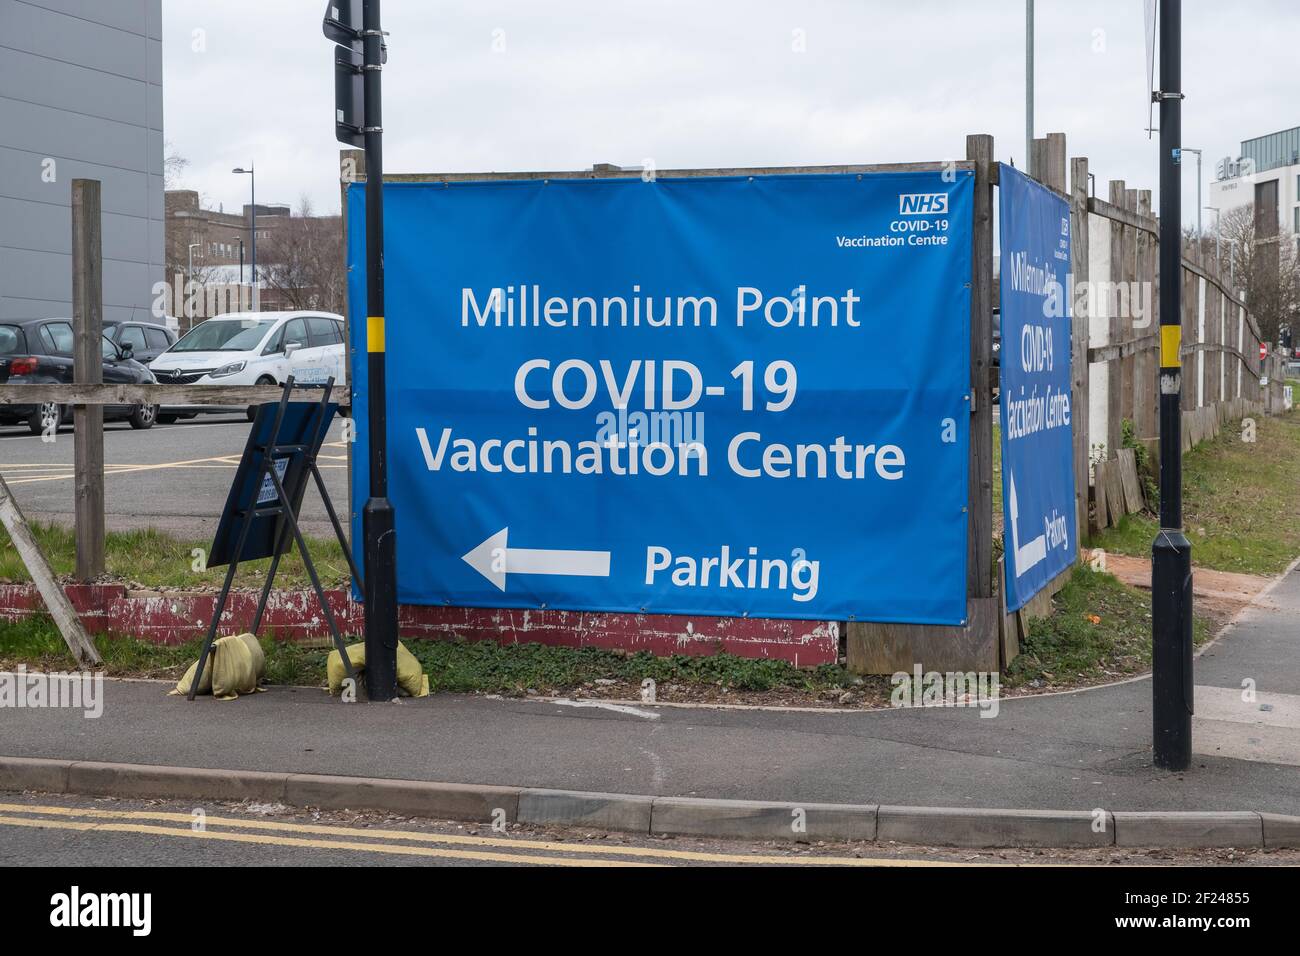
[{"x1": 162, "y1": 0, "x2": 1297, "y2": 228}]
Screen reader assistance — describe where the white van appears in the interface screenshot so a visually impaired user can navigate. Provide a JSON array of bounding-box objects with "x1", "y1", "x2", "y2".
[{"x1": 150, "y1": 311, "x2": 347, "y2": 422}]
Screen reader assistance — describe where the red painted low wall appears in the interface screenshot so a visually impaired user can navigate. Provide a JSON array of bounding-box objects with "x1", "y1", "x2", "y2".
[{"x1": 0, "y1": 584, "x2": 839, "y2": 667}]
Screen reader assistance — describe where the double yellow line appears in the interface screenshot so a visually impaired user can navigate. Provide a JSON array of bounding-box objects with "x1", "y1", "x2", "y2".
[{"x1": 0, "y1": 802, "x2": 976, "y2": 867}]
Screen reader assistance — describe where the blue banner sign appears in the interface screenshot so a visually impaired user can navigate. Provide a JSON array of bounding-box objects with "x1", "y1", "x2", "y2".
[
  {"x1": 348, "y1": 171, "x2": 973, "y2": 623},
  {"x1": 997, "y1": 163, "x2": 1078, "y2": 610}
]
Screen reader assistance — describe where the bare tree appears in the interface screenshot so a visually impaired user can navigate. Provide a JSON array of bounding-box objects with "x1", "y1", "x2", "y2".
[
  {"x1": 1214, "y1": 204, "x2": 1300, "y2": 345},
  {"x1": 258, "y1": 196, "x2": 346, "y2": 314},
  {"x1": 163, "y1": 143, "x2": 189, "y2": 190}
]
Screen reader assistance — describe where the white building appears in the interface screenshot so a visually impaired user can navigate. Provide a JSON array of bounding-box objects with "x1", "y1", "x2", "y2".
[{"x1": 1209, "y1": 126, "x2": 1300, "y2": 251}]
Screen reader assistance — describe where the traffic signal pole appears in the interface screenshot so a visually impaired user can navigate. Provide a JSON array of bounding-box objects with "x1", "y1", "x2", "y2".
[
  {"x1": 359, "y1": 0, "x2": 398, "y2": 701},
  {"x1": 323, "y1": 0, "x2": 397, "y2": 701},
  {"x1": 1152, "y1": 0, "x2": 1192, "y2": 769}
]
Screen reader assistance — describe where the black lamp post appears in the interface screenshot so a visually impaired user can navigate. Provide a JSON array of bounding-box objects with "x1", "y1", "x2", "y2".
[{"x1": 232, "y1": 165, "x2": 256, "y2": 310}]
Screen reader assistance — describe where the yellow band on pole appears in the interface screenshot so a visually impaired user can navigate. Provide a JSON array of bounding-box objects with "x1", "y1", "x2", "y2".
[
  {"x1": 1160, "y1": 325, "x2": 1181, "y2": 368},
  {"x1": 367, "y1": 316, "x2": 385, "y2": 353}
]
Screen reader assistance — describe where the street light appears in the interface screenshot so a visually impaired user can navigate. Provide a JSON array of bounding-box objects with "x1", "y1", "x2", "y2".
[
  {"x1": 1182, "y1": 147, "x2": 1203, "y2": 241},
  {"x1": 232, "y1": 236, "x2": 246, "y2": 308},
  {"x1": 1025, "y1": 0, "x2": 1034, "y2": 168},
  {"x1": 232, "y1": 165, "x2": 256, "y2": 310},
  {"x1": 1204, "y1": 205, "x2": 1221, "y2": 275},
  {"x1": 187, "y1": 241, "x2": 201, "y2": 330}
]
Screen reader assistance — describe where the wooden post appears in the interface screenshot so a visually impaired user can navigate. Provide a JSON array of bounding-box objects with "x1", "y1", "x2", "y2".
[
  {"x1": 1043, "y1": 133, "x2": 1066, "y2": 193},
  {"x1": 846, "y1": 136, "x2": 998, "y2": 674},
  {"x1": 968, "y1": 133, "x2": 996, "y2": 605},
  {"x1": 1120, "y1": 188, "x2": 1138, "y2": 432},
  {"x1": 0, "y1": 473, "x2": 102, "y2": 665},
  {"x1": 1030, "y1": 136, "x2": 1048, "y2": 183},
  {"x1": 1106, "y1": 180, "x2": 1125, "y2": 459},
  {"x1": 1069, "y1": 157, "x2": 1090, "y2": 548},
  {"x1": 1134, "y1": 190, "x2": 1158, "y2": 444},
  {"x1": 72, "y1": 179, "x2": 105, "y2": 581}
]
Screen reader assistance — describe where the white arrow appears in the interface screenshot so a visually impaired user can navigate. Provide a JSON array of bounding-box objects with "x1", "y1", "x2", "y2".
[
  {"x1": 461, "y1": 527, "x2": 611, "y2": 591},
  {"x1": 1008, "y1": 472, "x2": 1047, "y2": 578}
]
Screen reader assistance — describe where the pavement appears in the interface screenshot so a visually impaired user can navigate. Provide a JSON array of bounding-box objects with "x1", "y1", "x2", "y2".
[
  {"x1": 3, "y1": 561, "x2": 1299, "y2": 839},
  {"x1": 0, "y1": 414, "x2": 350, "y2": 539}
]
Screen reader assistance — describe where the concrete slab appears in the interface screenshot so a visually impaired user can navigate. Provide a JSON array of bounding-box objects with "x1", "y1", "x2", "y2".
[
  {"x1": 283, "y1": 773, "x2": 520, "y2": 822},
  {"x1": 1112, "y1": 811, "x2": 1263, "y2": 847},
  {"x1": 518, "y1": 789, "x2": 654, "y2": 832},
  {"x1": 1194, "y1": 684, "x2": 1300, "y2": 729},
  {"x1": 0, "y1": 756, "x2": 70, "y2": 794},
  {"x1": 67, "y1": 761, "x2": 287, "y2": 803},
  {"x1": 1192, "y1": 685, "x2": 1300, "y2": 767},
  {"x1": 1260, "y1": 812, "x2": 1300, "y2": 848},
  {"x1": 877, "y1": 806, "x2": 1112, "y2": 847},
  {"x1": 650, "y1": 797, "x2": 876, "y2": 842}
]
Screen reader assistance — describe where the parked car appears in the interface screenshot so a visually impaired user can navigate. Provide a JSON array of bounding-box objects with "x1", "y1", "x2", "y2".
[
  {"x1": 103, "y1": 319, "x2": 177, "y2": 366},
  {"x1": 0, "y1": 318, "x2": 158, "y2": 434},
  {"x1": 991, "y1": 307, "x2": 1001, "y2": 403},
  {"x1": 149, "y1": 312, "x2": 347, "y2": 423}
]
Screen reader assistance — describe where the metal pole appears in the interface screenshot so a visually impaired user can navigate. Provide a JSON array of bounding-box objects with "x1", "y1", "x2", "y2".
[
  {"x1": 1025, "y1": 0, "x2": 1034, "y2": 167},
  {"x1": 1204, "y1": 206, "x2": 1221, "y2": 273},
  {"x1": 1182, "y1": 148, "x2": 1202, "y2": 252},
  {"x1": 360, "y1": 0, "x2": 398, "y2": 701},
  {"x1": 187, "y1": 242, "x2": 200, "y2": 331},
  {"x1": 250, "y1": 167, "x2": 257, "y2": 311},
  {"x1": 236, "y1": 237, "x2": 245, "y2": 308},
  {"x1": 1152, "y1": 0, "x2": 1193, "y2": 772}
]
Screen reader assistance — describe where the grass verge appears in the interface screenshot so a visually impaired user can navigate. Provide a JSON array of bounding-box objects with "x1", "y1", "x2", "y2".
[
  {"x1": 0, "y1": 522, "x2": 350, "y2": 590},
  {"x1": 1090, "y1": 409, "x2": 1300, "y2": 576},
  {"x1": 0, "y1": 614, "x2": 859, "y2": 698},
  {"x1": 2, "y1": 565, "x2": 1211, "y2": 702},
  {"x1": 1004, "y1": 565, "x2": 1210, "y2": 690}
]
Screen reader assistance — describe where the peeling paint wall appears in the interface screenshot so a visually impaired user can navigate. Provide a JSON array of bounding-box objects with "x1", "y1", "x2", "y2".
[{"x1": 0, "y1": 584, "x2": 839, "y2": 666}]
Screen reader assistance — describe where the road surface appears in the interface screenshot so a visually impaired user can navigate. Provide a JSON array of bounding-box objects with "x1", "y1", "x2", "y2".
[{"x1": 0, "y1": 414, "x2": 350, "y2": 540}]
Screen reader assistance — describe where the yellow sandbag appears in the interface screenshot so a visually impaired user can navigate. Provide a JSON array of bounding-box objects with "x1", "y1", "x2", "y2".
[
  {"x1": 170, "y1": 656, "x2": 213, "y2": 697},
  {"x1": 237, "y1": 632, "x2": 266, "y2": 677},
  {"x1": 212, "y1": 633, "x2": 264, "y2": 700},
  {"x1": 170, "y1": 633, "x2": 265, "y2": 699},
  {"x1": 396, "y1": 642, "x2": 430, "y2": 698},
  {"x1": 327, "y1": 640, "x2": 428, "y2": 698},
  {"x1": 326, "y1": 642, "x2": 367, "y2": 695}
]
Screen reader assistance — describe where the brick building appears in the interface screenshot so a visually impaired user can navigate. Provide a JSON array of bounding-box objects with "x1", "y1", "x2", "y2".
[{"x1": 164, "y1": 190, "x2": 344, "y2": 327}]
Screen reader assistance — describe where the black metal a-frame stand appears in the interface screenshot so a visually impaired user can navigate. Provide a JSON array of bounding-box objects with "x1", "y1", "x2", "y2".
[{"x1": 186, "y1": 377, "x2": 360, "y2": 700}]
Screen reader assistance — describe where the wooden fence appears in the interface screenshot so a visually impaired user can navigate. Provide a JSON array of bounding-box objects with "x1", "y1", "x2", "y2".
[
  {"x1": 849, "y1": 132, "x2": 1288, "y2": 675},
  {"x1": 1077, "y1": 159, "x2": 1283, "y2": 536}
]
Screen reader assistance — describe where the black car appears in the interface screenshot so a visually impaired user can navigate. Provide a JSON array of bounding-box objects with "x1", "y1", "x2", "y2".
[
  {"x1": 0, "y1": 318, "x2": 159, "y2": 434},
  {"x1": 103, "y1": 319, "x2": 177, "y2": 366}
]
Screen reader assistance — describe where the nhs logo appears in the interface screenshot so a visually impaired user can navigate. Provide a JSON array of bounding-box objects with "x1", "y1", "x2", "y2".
[{"x1": 898, "y1": 193, "x2": 948, "y2": 215}]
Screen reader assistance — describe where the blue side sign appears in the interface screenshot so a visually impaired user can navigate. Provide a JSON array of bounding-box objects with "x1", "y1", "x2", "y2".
[
  {"x1": 348, "y1": 171, "x2": 973, "y2": 623},
  {"x1": 997, "y1": 164, "x2": 1078, "y2": 610}
]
